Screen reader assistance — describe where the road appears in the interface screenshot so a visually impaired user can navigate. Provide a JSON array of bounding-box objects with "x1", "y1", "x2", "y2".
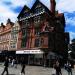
[{"x1": 0, "y1": 64, "x2": 75, "y2": 75}]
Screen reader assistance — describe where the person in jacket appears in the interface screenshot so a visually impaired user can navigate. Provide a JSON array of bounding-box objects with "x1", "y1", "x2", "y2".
[
  {"x1": 1, "y1": 57, "x2": 9, "y2": 75},
  {"x1": 54, "y1": 60, "x2": 62, "y2": 75},
  {"x1": 66, "y1": 61, "x2": 72, "y2": 75},
  {"x1": 20, "y1": 57, "x2": 26, "y2": 75}
]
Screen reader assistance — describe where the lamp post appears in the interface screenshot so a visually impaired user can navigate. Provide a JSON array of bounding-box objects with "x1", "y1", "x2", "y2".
[{"x1": 68, "y1": 50, "x2": 72, "y2": 60}]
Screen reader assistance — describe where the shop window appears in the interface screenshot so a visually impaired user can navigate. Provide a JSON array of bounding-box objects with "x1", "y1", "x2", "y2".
[
  {"x1": 21, "y1": 37, "x2": 27, "y2": 48},
  {"x1": 22, "y1": 29, "x2": 27, "y2": 37},
  {"x1": 35, "y1": 28, "x2": 40, "y2": 35},
  {"x1": 34, "y1": 16, "x2": 40, "y2": 24},
  {"x1": 35, "y1": 5, "x2": 45, "y2": 14},
  {"x1": 12, "y1": 34, "x2": 17, "y2": 39},
  {"x1": 24, "y1": 13, "x2": 29, "y2": 17},
  {"x1": 11, "y1": 43, "x2": 16, "y2": 48},
  {"x1": 22, "y1": 20, "x2": 30, "y2": 27}
]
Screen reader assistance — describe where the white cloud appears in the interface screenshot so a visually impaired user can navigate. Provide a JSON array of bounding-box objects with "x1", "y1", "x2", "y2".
[
  {"x1": 56, "y1": 0, "x2": 75, "y2": 13},
  {"x1": 0, "y1": 0, "x2": 26, "y2": 7},
  {"x1": 0, "y1": 0, "x2": 36, "y2": 24},
  {"x1": 0, "y1": 2, "x2": 18, "y2": 24},
  {"x1": 0, "y1": 0, "x2": 75, "y2": 27},
  {"x1": 65, "y1": 16, "x2": 75, "y2": 26},
  {"x1": 10, "y1": 0, "x2": 26, "y2": 7},
  {"x1": 69, "y1": 32, "x2": 75, "y2": 43},
  {"x1": 40, "y1": 0, "x2": 50, "y2": 9},
  {"x1": 0, "y1": 0, "x2": 75, "y2": 42}
]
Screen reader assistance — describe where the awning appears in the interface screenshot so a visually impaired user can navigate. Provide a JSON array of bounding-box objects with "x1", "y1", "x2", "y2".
[{"x1": 16, "y1": 49, "x2": 44, "y2": 54}]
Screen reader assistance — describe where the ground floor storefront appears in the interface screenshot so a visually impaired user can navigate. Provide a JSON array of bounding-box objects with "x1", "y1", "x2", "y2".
[
  {"x1": 0, "y1": 50, "x2": 65, "y2": 67},
  {"x1": 16, "y1": 50, "x2": 63, "y2": 67},
  {"x1": 16, "y1": 50, "x2": 44, "y2": 66}
]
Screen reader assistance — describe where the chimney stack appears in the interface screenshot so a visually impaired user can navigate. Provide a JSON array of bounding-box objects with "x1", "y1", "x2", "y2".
[
  {"x1": 1, "y1": 23, "x2": 5, "y2": 27},
  {"x1": 7, "y1": 18, "x2": 11, "y2": 24},
  {"x1": 50, "y1": 0, "x2": 56, "y2": 14},
  {"x1": 1, "y1": 23, "x2": 4, "y2": 26}
]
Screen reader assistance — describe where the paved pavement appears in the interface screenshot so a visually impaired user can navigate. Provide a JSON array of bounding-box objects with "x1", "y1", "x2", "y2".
[{"x1": 0, "y1": 63, "x2": 75, "y2": 75}]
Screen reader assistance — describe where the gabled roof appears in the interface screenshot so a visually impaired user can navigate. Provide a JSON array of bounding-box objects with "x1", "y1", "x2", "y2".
[
  {"x1": 18, "y1": 0, "x2": 53, "y2": 19},
  {"x1": 31, "y1": 0, "x2": 52, "y2": 14},
  {"x1": 31, "y1": 0, "x2": 42, "y2": 10},
  {"x1": 18, "y1": 5, "x2": 31, "y2": 18}
]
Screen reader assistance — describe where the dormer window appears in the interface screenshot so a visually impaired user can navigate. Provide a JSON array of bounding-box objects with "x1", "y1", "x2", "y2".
[
  {"x1": 24, "y1": 9, "x2": 29, "y2": 13},
  {"x1": 24, "y1": 13, "x2": 30, "y2": 17},
  {"x1": 34, "y1": 16, "x2": 40, "y2": 24},
  {"x1": 35, "y1": 3, "x2": 41, "y2": 8},
  {"x1": 25, "y1": 19, "x2": 30, "y2": 26},
  {"x1": 35, "y1": 7, "x2": 45, "y2": 14},
  {"x1": 22, "y1": 19, "x2": 30, "y2": 27}
]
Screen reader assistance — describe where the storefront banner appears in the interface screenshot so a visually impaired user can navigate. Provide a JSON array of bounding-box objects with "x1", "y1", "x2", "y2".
[{"x1": 16, "y1": 50, "x2": 44, "y2": 54}]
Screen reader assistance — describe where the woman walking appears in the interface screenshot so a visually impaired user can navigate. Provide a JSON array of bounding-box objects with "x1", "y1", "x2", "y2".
[{"x1": 1, "y1": 57, "x2": 9, "y2": 75}]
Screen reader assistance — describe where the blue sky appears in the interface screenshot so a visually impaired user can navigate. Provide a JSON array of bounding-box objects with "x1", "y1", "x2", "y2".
[{"x1": 0, "y1": 0, "x2": 75, "y2": 43}]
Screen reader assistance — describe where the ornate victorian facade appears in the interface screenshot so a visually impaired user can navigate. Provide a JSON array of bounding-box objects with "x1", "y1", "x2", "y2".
[
  {"x1": 10, "y1": 21, "x2": 20, "y2": 51},
  {"x1": 17, "y1": 0, "x2": 56, "y2": 50},
  {"x1": 0, "y1": 19, "x2": 14, "y2": 51},
  {"x1": 17, "y1": 0, "x2": 69, "y2": 66},
  {"x1": 0, "y1": 0, "x2": 69, "y2": 66}
]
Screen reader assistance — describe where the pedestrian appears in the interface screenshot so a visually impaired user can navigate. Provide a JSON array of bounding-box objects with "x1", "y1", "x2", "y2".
[
  {"x1": 11, "y1": 58, "x2": 15, "y2": 67},
  {"x1": 8, "y1": 58, "x2": 11, "y2": 67},
  {"x1": 52, "y1": 63, "x2": 56, "y2": 75},
  {"x1": 66, "y1": 61, "x2": 72, "y2": 75},
  {"x1": 64, "y1": 63, "x2": 67, "y2": 70},
  {"x1": 54, "y1": 60, "x2": 62, "y2": 75},
  {"x1": 14, "y1": 57, "x2": 18, "y2": 68},
  {"x1": 20, "y1": 57, "x2": 26, "y2": 75},
  {"x1": 1, "y1": 57, "x2": 9, "y2": 75}
]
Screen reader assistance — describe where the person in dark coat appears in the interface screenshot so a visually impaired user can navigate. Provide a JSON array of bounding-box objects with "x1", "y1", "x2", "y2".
[
  {"x1": 66, "y1": 61, "x2": 72, "y2": 75},
  {"x1": 14, "y1": 57, "x2": 18, "y2": 68},
  {"x1": 54, "y1": 61, "x2": 62, "y2": 75},
  {"x1": 20, "y1": 57, "x2": 26, "y2": 75},
  {"x1": 1, "y1": 57, "x2": 9, "y2": 75}
]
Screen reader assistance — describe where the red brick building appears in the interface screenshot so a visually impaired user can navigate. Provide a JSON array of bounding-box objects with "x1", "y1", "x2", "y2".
[{"x1": 17, "y1": 0, "x2": 69, "y2": 66}]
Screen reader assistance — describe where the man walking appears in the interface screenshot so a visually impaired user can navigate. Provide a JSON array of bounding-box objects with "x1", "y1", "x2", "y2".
[
  {"x1": 66, "y1": 61, "x2": 72, "y2": 75},
  {"x1": 20, "y1": 57, "x2": 26, "y2": 75},
  {"x1": 1, "y1": 57, "x2": 9, "y2": 75},
  {"x1": 54, "y1": 60, "x2": 62, "y2": 75}
]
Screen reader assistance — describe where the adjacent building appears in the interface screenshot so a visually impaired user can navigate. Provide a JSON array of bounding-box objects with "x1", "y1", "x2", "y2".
[
  {"x1": 0, "y1": 19, "x2": 14, "y2": 60},
  {"x1": 0, "y1": 19, "x2": 14, "y2": 51},
  {"x1": 10, "y1": 21, "x2": 20, "y2": 51}
]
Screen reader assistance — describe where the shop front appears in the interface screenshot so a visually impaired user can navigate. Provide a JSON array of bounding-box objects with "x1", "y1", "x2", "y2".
[
  {"x1": 16, "y1": 49, "x2": 44, "y2": 65},
  {"x1": 0, "y1": 50, "x2": 16, "y2": 62}
]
